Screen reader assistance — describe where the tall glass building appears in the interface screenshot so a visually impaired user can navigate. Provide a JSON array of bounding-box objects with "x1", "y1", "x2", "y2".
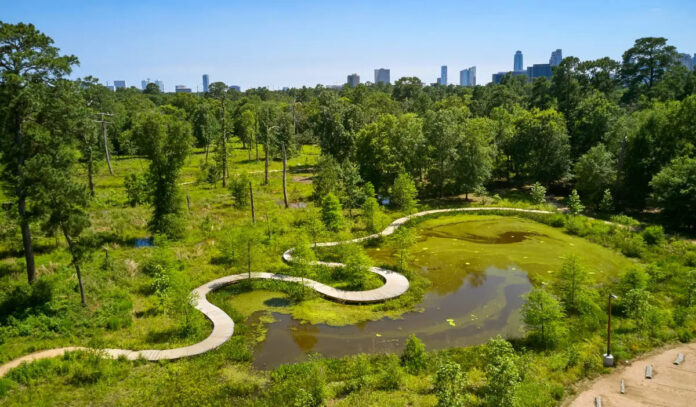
[
  {"x1": 202, "y1": 74, "x2": 209, "y2": 93},
  {"x1": 514, "y1": 51, "x2": 523, "y2": 71},
  {"x1": 374, "y1": 68, "x2": 390, "y2": 84},
  {"x1": 549, "y1": 49, "x2": 563, "y2": 66},
  {"x1": 440, "y1": 66, "x2": 448, "y2": 86},
  {"x1": 459, "y1": 67, "x2": 476, "y2": 86}
]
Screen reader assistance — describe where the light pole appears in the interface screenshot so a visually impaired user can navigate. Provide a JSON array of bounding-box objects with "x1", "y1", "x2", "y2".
[{"x1": 604, "y1": 293, "x2": 618, "y2": 367}]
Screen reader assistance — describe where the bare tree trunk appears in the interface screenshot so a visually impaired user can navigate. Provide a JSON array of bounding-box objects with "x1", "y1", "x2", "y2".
[
  {"x1": 101, "y1": 120, "x2": 114, "y2": 176},
  {"x1": 249, "y1": 181, "x2": 255, "y2": 223},
  {"x1": 15, "y1": 120, "x2": 36, "y2": 284},
  {"x1": 87, "y1": 145, "x2": 95, "y2": 197},
  {"x1": 264, "y1": 136, "x2": 269, "y2": 185},
  {"x1": 255, "y1": 133, "x2": 259, "y2": 161},
  {"x1": 186, "y1": 192, "x2": 191, "y2": 214},
  {"x1": 205, "y1": 141, "x2": 209, "y2": 163},
  {"x1": 221, "y1": 102, "x2": 227, "y2": 187},
  {"x1": 63, "y1": 228, "x2": 86, "y2": 306},
  {"x1": 282, "y1": 142, "x2": 289, "y2": 209}
]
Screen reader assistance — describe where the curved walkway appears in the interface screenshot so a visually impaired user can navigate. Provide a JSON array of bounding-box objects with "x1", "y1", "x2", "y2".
[{"x1": 0, "y1": 206, "x2": 552, "y2": 378}]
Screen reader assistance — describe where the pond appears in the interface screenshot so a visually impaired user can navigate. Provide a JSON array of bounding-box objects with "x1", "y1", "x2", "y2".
[{"x1": 227, "y1": 215, "x2": 633, "y2": 369}]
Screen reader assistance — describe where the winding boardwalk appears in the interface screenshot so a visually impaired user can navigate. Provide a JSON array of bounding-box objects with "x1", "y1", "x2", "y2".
[{"x1": 0, "y1": 207, "x2": 552, "y2": 378}]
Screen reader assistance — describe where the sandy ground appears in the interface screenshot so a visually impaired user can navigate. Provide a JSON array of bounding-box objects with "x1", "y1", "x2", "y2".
[{"x1": 566, "y1": 342, "x2": 696, "y2": 406}]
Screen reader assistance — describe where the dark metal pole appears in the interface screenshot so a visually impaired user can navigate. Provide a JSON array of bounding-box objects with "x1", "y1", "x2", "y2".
[{"x1": 607, "y1": 294, "x2": 613, "y2": 356}]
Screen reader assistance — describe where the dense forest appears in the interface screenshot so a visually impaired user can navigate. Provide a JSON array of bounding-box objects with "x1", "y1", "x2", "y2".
[{"x1": 1, "y1": 21, "x2": 696, "y2": 406}]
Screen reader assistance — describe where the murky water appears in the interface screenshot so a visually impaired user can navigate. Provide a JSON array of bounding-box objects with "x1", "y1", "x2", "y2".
[
  {"x1": 242, "y1": 215, "x2": 631, "y2": 369},
  {"x1": 251, "y1": 266, "x2": 530, "y2": 369}
]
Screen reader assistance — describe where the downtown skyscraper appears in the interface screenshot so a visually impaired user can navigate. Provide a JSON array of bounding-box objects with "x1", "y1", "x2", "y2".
[
  {"x1": 549, "y1": 49, "x2": 563, "y2": 66},
  {"x1": 374, "y1": 68, "x2": 390, "y2": 84},
  {"x1": 440, "y1": 65, "x2": 448, "y2": 85},
  {"x1": 514, "y1": 50, "x2": 523, "y2": 71},
  {"x1": 459, "y1": 67, "x2": 476, "y2": 86},
  {"x1": 202, "y1": 74, "x2": 210, "y2": 93}
]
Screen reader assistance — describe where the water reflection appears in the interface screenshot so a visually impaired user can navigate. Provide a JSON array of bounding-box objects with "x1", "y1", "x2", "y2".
[{"x1": 251, "y1": 266, "x2": 530, "y2": 369}]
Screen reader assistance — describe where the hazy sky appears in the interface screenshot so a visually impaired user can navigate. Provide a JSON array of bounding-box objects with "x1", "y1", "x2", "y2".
[{"x1": 3, "y1": 0, "x2": 695, "y2": 90}]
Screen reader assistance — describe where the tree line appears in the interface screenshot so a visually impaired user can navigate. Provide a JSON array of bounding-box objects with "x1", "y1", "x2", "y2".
[{"x1": 2, "y1": 21, "x2": 696, "y2": 293}]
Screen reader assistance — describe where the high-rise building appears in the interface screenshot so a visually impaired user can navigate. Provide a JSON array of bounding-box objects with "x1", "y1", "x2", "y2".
[
  {"x1": 677, "y1": 53, "x2": 693, "y2": 70},
  {"x1": 459, "y1": 66, "x2": 476, "y2": 86},
  {"x1": 347, "y1": 73, "x2": 360, "y2": 87},
  {"x1": 528, "y1": 64, "x2": 553, "y2": 80},
  {"x1": 155, "y1": 80, "x2": 164, "y2": 91},
  {"x1": 374, "y1": 68, "x2": 390, "y2": 84},
  {"x1": 440, "y1": 66, "x2": 448, "y2": 86},
  {"x1": 549, "y1": 49, "x2": 563, "y2": 66},
  {"x1": 492, "y1": 72, "x2": 507, "y2": 84},
  {"x1": 229, "y1": 85, "x2": 241, "y2": 92},
  {"x1": 514, "y1": 51, "x2": 523, "y2": 71},
  {"x1": 141, "y1": 80, "x2": 148, "y2": 90},
  {"x1": 175, "y1": 85, "x2": 192, "y2": 93},
  {"x1": 202, "y1": 74, "x2": 210, "y2": 93},
  {"x1": 114, "y1": 80, "x2": 126, "y2": 89}
]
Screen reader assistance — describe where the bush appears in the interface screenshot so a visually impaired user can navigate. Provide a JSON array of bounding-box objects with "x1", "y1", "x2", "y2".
[
  {"x1": 376, "y1": 354, "x2": 403, "y2": 390},
  {"x1": 642, "y1": 225, "x2": 665, "y2": 245},
  {"x1": 321, "y1": 193, "x2": 345, "y2": 232},
  {"x1": 566, "y1": 189, "x2": 584, "y2": 216},
  {"x1": 391, "y1": 173, "x2": 418, "y2": 213},
  {"x1": 434, "y1": 361, "x2": 465, "y2": 407},
  {"x1": 124, "y1": 173, "x2": 149, "y2": 206},
  {"x1": 229, "y1": 173, "x2": 250, "y2": 209},
  {"x1": 530, "y1": 182, "x2": 546, "y2": 205},
  {"x1": 609, "y1": 214, "x2": 640, "y2": 227},
  {"x1": 401, "y1": 334, "x2": 427, "y2": 374}
]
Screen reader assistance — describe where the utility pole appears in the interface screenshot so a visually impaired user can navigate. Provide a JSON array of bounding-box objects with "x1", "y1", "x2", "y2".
[
  {"x1": 282, "y1": 142, "x2": 289, "y2": 209},
  {"x1": 604, "y1": 293, "x2": 618, "y2": 367},
  {"x1": 93, "y1": 112, "x2": 115, "y2": 175},
  {"x1": 249, "y1": 181, "x2": 255, "y2": 223}
]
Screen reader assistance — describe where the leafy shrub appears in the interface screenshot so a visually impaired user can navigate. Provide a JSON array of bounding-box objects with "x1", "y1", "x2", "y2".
[
  {"x1": 530, "y1": 182, "x2": 546, "y2": 204},
  {"x1": 391, "y1": 173, "x2": 418, "y2": 213},
  {"x1": 321, "y1": 193, "x2": 345, "y2": 232},
  {"x1": 229, "y1": 173, "x2": 250, "y2": 209},
  {"x1": 124, "y1": 173, "x2": 149, "y2": 206},
  {"x1": 609, "y1": 214, "x2": 640, "y2": 227},
  {"x1": 401, "y1": 334, "x2": 427, "y2": 375},
  {"x1": 566, "y1": 189, "x2": 584, "y2": 216},
  {"x1": 377, "y1": 355, "x2": 403, "y2": 390},
  {"x1": 642, "y1": 225, "x2": 665, "y2": 245},
  {"x1": 616, "y1": 233, "x2": 646, "y2": 258},
  {"x1": 434, "y1": 361, "x2": 465, "y2": 407}
]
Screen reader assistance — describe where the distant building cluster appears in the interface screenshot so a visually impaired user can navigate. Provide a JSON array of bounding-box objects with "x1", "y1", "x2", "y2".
[
  {"x1": 110, "y1": 45, "x2": 696, "y2": 92},
  {"x1": 459, "y1": 66, "x2": 476, "y2": 86},
  {"x1": 492, "y1": 49, "x2": 561, "y2": 83},
  {"x1": 141, "y1": 78, "x2": 164, "y2": 91}
]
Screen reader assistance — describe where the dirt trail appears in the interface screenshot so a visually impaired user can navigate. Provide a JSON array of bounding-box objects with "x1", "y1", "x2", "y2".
[{"x1": 566, "y1": 342, "x2": 696, "y2": 406}]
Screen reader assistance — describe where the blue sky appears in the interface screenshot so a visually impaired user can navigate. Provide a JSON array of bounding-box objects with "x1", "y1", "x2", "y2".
[{"x1": 3, "y1": 0, "x2": 695, "y2": 90}]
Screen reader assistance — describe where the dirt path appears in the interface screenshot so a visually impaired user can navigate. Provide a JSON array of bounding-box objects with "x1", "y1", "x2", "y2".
[{"x1": 566, "y1": 342, "x2": 696, "y2": 406}]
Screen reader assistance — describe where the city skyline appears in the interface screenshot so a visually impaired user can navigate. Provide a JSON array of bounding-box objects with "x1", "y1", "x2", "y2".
[{"x1": 7, "y1": 1, "x2": 693, "y2": 89}]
